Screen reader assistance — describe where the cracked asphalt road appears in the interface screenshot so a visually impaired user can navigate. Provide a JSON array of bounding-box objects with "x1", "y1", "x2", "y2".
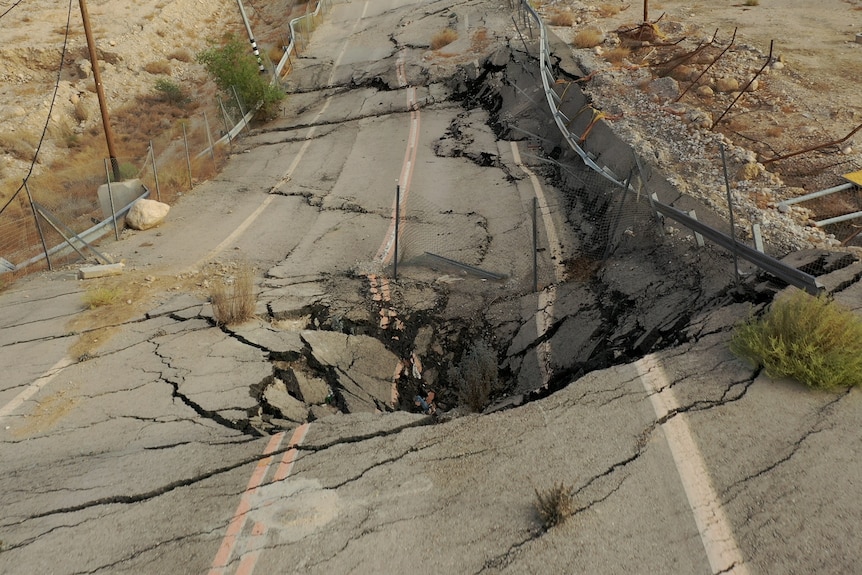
[{"x1": 2, "y1": 0, "x2": 862, "y2": 573}]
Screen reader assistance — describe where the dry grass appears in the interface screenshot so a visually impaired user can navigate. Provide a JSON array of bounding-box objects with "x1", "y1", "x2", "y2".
[
  {"x1": 449, "y1": 341, "x2": 499, "y2": 412},
  {"x1": 167, "y1": 48, "x2": 194, "y2": 63},
  {"x1": 144, "y1": 60, "x2": 172, "y2": 75},
  {"x1": 73, "y1": 99, "x2": 90, "y2": 123},
  {"x1": 210, "y1": 263, "x2": 256, "y2": 326},
  {"x1": 534, "y1": 482, "x2": 575, "y2": 530},
  {"x1": 431, "y1": 28, "x2": 459, "y2": 50},
  {"x1": 83, "y1": 286, "x2": 122, "y2": 309},
  {"x1": 572, "y1": 27, "x2": 603, "y2": 48},
  {"x1": 546, "y1": 9, "x2": 575, "y2": 27},
  {"x1": 0, "y1": 131, "x2": 38, "y2": 162},
  {"x1": 596, "y1": 3, "x2": 625, "y2": 17},
  {"x1": 604, "y1": 46, "x2": 632, "y2": 64},
  {"x1": 268, "y1": 45, "x2": 284, "y2": 65}
]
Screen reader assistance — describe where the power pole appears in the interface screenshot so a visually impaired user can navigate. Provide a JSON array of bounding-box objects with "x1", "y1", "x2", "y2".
[
  {"x1": 79, "y1": 0, "x2": 121, "y2": 181},
  {"x1": 236, "y1": 0, "x2": 266, "y2": 73}
]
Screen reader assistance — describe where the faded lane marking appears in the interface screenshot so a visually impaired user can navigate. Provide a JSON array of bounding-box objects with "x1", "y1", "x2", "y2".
[
  {"x1": 196, "y1": 1, "x2": 370, "y2": 269},
  {"x1": 273, "y1": 422, "x2": 309, "y2": 481},
  {"x1": 511, "y1": 142, "x2": 565, "y2": 387},
  {"x1": 636, "y1": 356, "x2": 750, "y2": 575},
  {"x1": 208, "y1": 423, "x2": 310, "y2": 575},
  {"x1": 209, "y1": 432, "x2": 285, "y2": 575},
  {"x1": 0, "y1": 356, "x2": 75, "y2": 424}
]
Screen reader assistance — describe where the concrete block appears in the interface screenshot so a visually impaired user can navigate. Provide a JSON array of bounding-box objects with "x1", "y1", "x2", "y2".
[
  {"x1": 97, "y1": 179, "x2": 146, "y2": 220},
  {"x1": 78, "y1": 262, "x2": 125, "y2": 279}
]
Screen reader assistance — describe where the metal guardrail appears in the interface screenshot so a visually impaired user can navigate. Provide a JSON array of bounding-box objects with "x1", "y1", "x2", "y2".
[
  {"x1": 521, "y1": 1, "x2": 824, "y2": 295},
  {"x1": 203, "y1": 0, "x2": 331, "y2": 153},
  {"x1": 275, "y1": 0, "x2": 330, "y2": 78}
]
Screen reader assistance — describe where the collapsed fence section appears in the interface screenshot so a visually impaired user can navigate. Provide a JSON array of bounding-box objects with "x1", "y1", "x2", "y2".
[{"x1": 515, "y1": 0, "x2": 823, "y2": 295}]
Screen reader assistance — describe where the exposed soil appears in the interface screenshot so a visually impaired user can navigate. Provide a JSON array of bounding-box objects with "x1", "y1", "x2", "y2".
[{"x1": 539, "y1": 0, "x2": 862, "y2": 248}]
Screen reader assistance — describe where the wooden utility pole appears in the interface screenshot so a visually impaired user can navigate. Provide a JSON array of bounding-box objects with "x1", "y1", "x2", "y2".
[{"x1": 79, "y1": 0, "x2": 121, "y2": 182}]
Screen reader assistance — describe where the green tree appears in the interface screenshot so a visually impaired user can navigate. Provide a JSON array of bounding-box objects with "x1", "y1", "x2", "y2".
[{"x1": 197, "y1": 35, "x2": 283, "y2": 120}]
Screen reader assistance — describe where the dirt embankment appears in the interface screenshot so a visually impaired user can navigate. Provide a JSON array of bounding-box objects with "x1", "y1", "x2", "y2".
[{"x1": 0, "y1": 0, "x2": 298, "y2": 195}]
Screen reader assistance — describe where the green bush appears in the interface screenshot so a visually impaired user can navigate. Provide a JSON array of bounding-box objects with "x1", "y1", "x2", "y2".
[
  {"x1": 154, "y1": 78, "x2": 189, "y2": 106},
  {"x1": 730, "y1": 290, "x2": 862, "y2": 389},
  {"x1": 196, "y1": 35, "x2": 284, "y2": 120}
]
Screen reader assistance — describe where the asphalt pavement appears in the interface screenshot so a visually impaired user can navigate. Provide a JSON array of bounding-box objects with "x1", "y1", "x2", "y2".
[{"x1": 1, "y1": 0, "x2": 861, "y2": 574}]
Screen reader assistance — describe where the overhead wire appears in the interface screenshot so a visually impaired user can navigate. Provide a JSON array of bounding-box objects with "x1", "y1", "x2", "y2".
[
  {"x1": 0, "y1": 0, "x2": 74, "y2": 215},
  {"x1": 0, "y1": 0, "x2": 27, "y2": 22}
]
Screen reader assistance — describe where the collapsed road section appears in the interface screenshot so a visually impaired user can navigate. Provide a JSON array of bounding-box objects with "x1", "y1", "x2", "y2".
[{"x1": 128, "y1": 30, "x2": 858, "y2": 435}]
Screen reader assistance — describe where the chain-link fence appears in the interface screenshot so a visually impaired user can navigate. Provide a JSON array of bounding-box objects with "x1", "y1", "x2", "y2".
[{"x1": 0, "y1": 106, "x2": 232, "y2": 274}]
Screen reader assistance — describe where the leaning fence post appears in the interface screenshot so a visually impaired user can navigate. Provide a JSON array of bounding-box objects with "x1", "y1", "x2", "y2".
[
  {"x1": 149, "y1": 140, "x2": 162, "y2": 202},
  {"x1": 182, "y1": 122, "x2": 193, "y2": 190},
  {"x1": 231, "y1": 86, "x2": 250, "y2": 134},
  {"x1": 202, "y1": 110, "x2": 216, "y2": 164},
  {"x1": 394, "y1": 183, "x2": 400, "y2": 281},
  {"x1": 532, "y1": 196, "x2": 538, "y2": 292},
  {"x1": 104, "y1": 159, "x2": 120, "y2": 241},
  {"x1": 23, "y1": 179, "x2": 52, "y2": 271},
  {"x1": 720, "y1": 143, "x2": 740, "y2": 283}
]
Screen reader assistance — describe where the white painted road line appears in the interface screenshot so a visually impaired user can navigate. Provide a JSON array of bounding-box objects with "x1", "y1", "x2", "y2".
[
  {"x1": 636, "y1": 355, "x2": 750, "y2": 575},
  {"x1": 511, "y1": 141, "x2": 565, "y2": 387},
  {"x1": 0, "y1": 356, "x2": 75, "y2": 423}
]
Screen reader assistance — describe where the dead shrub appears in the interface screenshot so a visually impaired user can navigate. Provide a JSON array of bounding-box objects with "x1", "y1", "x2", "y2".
[
  {"x1": 596, "y1": 3, "x2": 624, "y2": 17},
  {"x1": 547, "y1": 9, "x2": 575, "y2": 27},
  {"x1": 603, "y1": 46, "x2": 631, "y2": 64},
  {"x1": 267, "y1": 45, "x2": 284, "y2": 66},
  {"x1": 449, "y1": 340, "x2": 499, "y2": 412},
  {"x1": 144, "y1": 60, "x2": 172, "y2": 75},
  {"x1": 167, "y1": 48, "x2": 194, "y2": 63},
  {"x1": 572, "y1": 27, "x2": 603, "y2": 48},
  {"x1": 431, "y1": 28, "x2": 458, "y2": 50},
  {"x1": 0, "y1": 131, "x2": 37, "y2": 162},
  {"x1": 534, "y1": 482, "x2": 575, "y2": 530},
  {"x1": 210, "y1": 263, "x2": 256, "y2": 326},
  {"x1": 73, "y1": 98, "x2": 90, "y2": 123}
]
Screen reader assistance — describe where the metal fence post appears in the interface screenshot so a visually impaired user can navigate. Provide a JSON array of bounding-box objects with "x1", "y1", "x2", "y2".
[
  {"x1": 182, "y1": 122, "x2": 193, "y2": 189},
  {"x1": 104, "y1": 159, "x2": 120, "y2": 241},
  {"x1": 202, "y1": 110, "x2": 216, "y2": 164},
  {"x1": 232, "y1": 86, "x2": 250, "y2": 133},
  {"x1": 23, "y1": 179, "x2": 52, "y2": 271},
  {"x1": 394, "y1": 183, "x2": 400, "y2": 281},
  {"x1": 149, "y1": 140, "x2": 162, "y2": 202},
  {"x1": 720, "y1": 143, "x2": 740, "y2": 283},
  {"x1": 532, "y1": 196, "x2": 538, "y2": 292}
]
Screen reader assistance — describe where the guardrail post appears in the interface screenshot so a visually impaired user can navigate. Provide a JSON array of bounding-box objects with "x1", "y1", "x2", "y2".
[
  {"x1": 752, "y1": 223, "x2": 764, "y2": 253},
  {"x1": 687, "y1": 211, "x2": 705, "y2": 247}
]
